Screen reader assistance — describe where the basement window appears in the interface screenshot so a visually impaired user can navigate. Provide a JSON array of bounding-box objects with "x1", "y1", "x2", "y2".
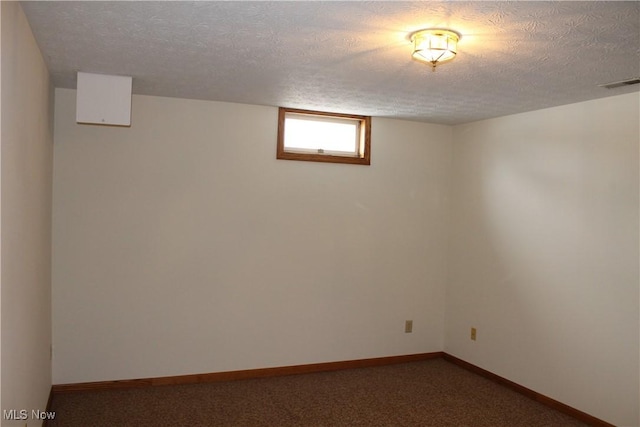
[{"x1": 277, "y1": 107, "x2": 371, "y2": 165}]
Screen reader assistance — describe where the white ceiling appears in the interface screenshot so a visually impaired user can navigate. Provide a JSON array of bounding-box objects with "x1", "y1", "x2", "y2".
[{"x1": 21, "y1": 1, "x2": 640, "y2": 125}]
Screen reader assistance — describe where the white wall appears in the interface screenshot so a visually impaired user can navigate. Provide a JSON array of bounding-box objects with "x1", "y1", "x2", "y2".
[
  {"x1": 1, "y1": 2, "x2": 53, "y2": 425},
  {"x1": 446, "y1": 93, "x2": 639, "y2": 426},
  {"x1": 52, "y1": 89, "x2": 452, "y2": 384},
  {"x1": 51, "y1": 74, "x2": 638, "y2": 426}
]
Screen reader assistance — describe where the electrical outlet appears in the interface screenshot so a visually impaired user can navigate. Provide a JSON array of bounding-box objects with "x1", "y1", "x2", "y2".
[
  {"x1": 405, "y1": 320, "x2": 413, "y2": 333},
  {"x1": 470, "y1": 327, "x2": 477, "y2": 341}
]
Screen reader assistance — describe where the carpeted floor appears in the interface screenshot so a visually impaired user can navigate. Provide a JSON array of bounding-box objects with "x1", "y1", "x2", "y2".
[{"x1": 47, "y1": 358, "x2": 587, "y2": 426}]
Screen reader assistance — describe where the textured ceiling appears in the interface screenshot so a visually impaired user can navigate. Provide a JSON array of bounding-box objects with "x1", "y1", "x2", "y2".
[{"x1": 21, "y1": 1, "x2": 640, "y2": 125}]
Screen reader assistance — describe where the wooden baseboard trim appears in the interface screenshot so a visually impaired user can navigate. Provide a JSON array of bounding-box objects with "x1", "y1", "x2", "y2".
[
  {"x1": 442, "y1": 353, "x2": 614, "y2": 427},
  {"x1": 52, "y1": 351, "x2": 443, "y2": 393}
]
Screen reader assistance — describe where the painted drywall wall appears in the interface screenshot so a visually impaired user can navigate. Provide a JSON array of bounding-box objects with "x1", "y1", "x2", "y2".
[
  {"x1": 52, "y1": 88, "x2": 452, "y2": 384},
  {"x1": 1, "y1": 2, "x2": 53, "y2": 425},
  {"x1": 1, "y1": 2, "x2": 3, "y2": 415},
  {"x1": 446, "y1": 93, "x2": 639, "y2": 426}
]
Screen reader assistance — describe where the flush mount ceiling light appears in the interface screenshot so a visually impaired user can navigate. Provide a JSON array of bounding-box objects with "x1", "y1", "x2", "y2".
[{"x1": 410, "y1": 29, "x2": 461, "y2": 71}]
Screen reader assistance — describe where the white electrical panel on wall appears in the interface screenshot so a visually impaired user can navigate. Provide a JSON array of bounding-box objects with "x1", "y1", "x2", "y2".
[{"x1": 76, "y1": 72, "x2": 132, "y2": 126}]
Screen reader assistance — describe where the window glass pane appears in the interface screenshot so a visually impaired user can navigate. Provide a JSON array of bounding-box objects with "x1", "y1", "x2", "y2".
[
  {"x1": 277, "y1": 107, "x2": 371, "y2": 165},
  {"x1": 284, "y1": 116, "x2": 358, "y2": 154}
]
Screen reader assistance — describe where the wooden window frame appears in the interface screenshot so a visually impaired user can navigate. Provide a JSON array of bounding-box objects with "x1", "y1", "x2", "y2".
[{"x1": 277, "y1": 107, "x2": 371, "y2": 165}]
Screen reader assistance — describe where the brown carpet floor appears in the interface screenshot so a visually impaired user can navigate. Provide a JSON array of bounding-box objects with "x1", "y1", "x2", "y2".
[{"x1": 47, "y1": 358, "x2": 587, "y2": 426}]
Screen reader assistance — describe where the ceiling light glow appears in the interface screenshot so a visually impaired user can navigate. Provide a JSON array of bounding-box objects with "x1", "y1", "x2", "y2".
[{"x1": 410, "y1": 29, "x2": 461, "y2": 71}]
